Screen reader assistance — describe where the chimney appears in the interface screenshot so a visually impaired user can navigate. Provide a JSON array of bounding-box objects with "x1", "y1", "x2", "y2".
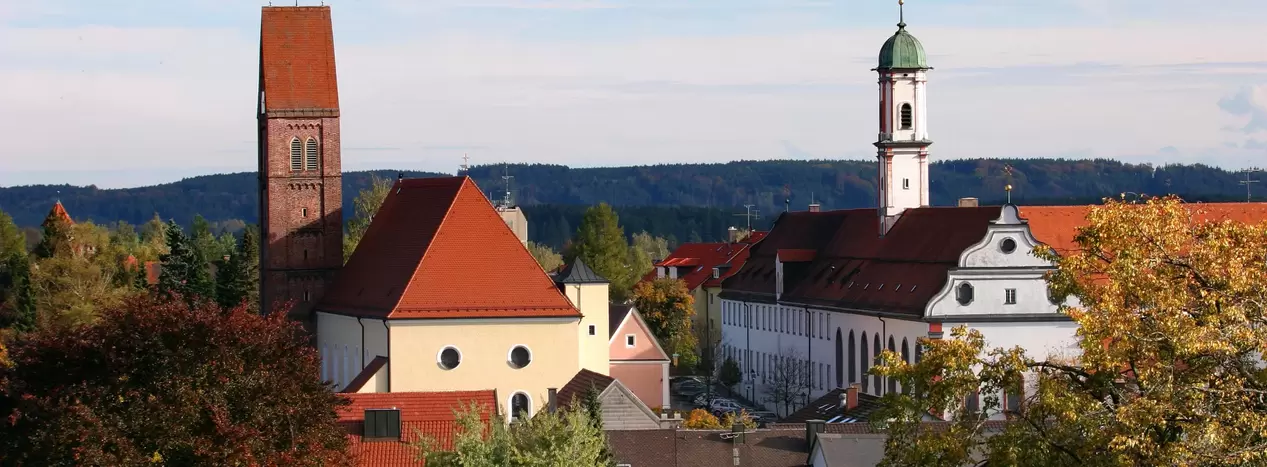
[
  {"x1": 845, "y1": 383, "x2": 860, "y2": 410},
  {"x1": 727, "y1": 226, "x2": 740, "y2": 243},
  {"x1": 808, "y1": 202, "x2": 821, "y2": 213},
  {"x1": 805, "y1": 419, "x2": 826, "y2": 446},
  {"x1": 957, "y1": 197, "x2": 979, "y2": 207},
  {"x1": 547, "y1": 388, "x2": 558, "y2": 413}
]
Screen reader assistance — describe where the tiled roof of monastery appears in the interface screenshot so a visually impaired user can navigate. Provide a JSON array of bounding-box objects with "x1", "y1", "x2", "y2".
[
  {"x1": 339, "y1": 391, "x2": 496, "y2": 466},
  {"x1": 318, "y1": 176, "x2": 579, "y2": 320},
  {"x1": 260, "y1": 6, "x2": 340, "y2": 111},
  {"x1": 640, "y1": 232, "x2": 766, "y2": 291}
]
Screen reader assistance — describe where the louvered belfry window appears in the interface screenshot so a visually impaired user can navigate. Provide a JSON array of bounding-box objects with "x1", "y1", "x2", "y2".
[
  {"x1": 290, "y1": 138, "x2": 302, "y2": 171},
  {"x1": 305, "y1": 138, "x2": 319, "y2": 171}
]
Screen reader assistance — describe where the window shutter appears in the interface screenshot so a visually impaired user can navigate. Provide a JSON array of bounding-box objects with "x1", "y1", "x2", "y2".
[
  {"x1": 305, "y1": 138, "x2": 319, "y2": 171},
  {"x1": 290, "y1": 139, "x2": 302, "y2": 171}
]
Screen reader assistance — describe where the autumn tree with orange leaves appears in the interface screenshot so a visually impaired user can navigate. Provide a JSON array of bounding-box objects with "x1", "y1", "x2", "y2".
[
  {"x1": 633, "y1": 278, "x2": 698, "y2": 370},
  {"x1": 874, "y1": 196, "x2": 1267, "y2": 467}
]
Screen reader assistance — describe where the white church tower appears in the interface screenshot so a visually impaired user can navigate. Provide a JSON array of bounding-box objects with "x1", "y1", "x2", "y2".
[{"x1": 875, "y1": 0, "x2": 931, "y2": 235}]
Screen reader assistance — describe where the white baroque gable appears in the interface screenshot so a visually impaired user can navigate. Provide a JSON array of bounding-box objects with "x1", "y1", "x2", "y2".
[{"x1": 959, "y1": 205, "x2": 1049, "y2": 269}]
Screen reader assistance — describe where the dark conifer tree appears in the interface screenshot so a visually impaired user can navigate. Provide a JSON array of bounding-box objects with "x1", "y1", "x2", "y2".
[{"x1": 157, "y1": 221, "x2": 213, "y2": 304}]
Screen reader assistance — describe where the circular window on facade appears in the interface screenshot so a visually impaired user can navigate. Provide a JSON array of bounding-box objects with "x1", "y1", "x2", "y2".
[
  {"x1": 1000, "y1": 238, "x2": 1017, "y2": 254},
  {"x1": 438, "y1": 346, "x2": 461, "y2": 370},
  {"x1": 509, "y1": 345, "x2": 532, "y2": 369},
  {"x1": 956, "y1": 282, "x2": 974, "y2": 305}
]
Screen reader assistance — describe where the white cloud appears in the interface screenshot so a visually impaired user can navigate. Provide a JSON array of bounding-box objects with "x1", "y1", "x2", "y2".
[{"x1": 1219, "y1": 85, "x2": 1267, "y2": 134}]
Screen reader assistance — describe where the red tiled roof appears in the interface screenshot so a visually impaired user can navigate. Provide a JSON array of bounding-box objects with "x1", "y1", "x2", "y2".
[
  {"x1": 44, "y1": 201, "x2": 74, "y2": 226},
  {"x1": 555, "y1": 369, "x2": 616, "y2": 409},
  {"x1": 260, "y1": 6, "x2": 339, "y2": 111},
  {"x1": 319, "y1": 177, "x2": 579, "y2": 320},
  {"x1": 777, "y1": 249, "x2": 816, "y2": 262},
  {"x1": 1020, "y1": 203, "x2": 1267, "y2": 253},
  {"x1": 339, "y1": 391, "x2": 497, "y2": 467},
  {"x1": 722, "y1": 207, "x2": 1001, "y2": 316},
  {"x1": 642, "y1": 235, "x2": 765, "y2": 291}
]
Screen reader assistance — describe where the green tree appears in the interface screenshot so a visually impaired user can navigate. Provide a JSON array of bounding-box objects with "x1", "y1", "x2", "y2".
[
  {"x1": 158, "y1": 221, "x2": 214, "y2": 304},
  {"x1": 240, "y1": 224, "x2": 261, "y2": 312},
  {"x1": 526, "y1": 241, "x2": 563, "y2": 272},
  {"x1": 632, "y1": 278, "x2": 698, "y2": 370},
  {"x1": 0, "y1": 253, "x2": 37, "y2": 332},
  {"x1": 0, "y1": 294, "x2": 351, "y2": 465},
  {"x1": 417, "y1": 402, "x2": 611, "y2": 467},
  {"x1": 32, "y1": 208, "x2": 72, "y2": 260},
  {"x1": 628, "y1": 231, "x2": 670, "y2": 279},
  {"x1": 214, "y1": 245, "x2": 252, "y2": 311},
  {"x1": 718, "y1": 356, "x2": 742, "y2": 395},
  {"x1": 569, "y1": 203, "x2": 635, "y2": 301},
  {"x1": 344, "y1": 175, "x2": 394, "y2": 263},
  {"x1": 876, "y1": 196, "x2": 1267, "y2": 467}
]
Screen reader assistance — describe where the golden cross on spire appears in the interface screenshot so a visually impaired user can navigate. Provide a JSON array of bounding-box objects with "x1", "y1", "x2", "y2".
[{"x1": 1003, "y1": 164, "x2": 1015, "y2": 204}]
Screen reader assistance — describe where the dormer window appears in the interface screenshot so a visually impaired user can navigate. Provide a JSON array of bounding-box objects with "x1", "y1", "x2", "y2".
[
  {"x1": 899, "y1": 103, "x2": 913, "y2": 130},
  {"x1": 712, "y1": 267, "x2": 720, "y2": 279},
  {"x1": 656, "y1": 267, "x2": 665, "y2": 278}
]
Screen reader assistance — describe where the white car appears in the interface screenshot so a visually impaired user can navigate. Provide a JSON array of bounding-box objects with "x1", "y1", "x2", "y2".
[{"x1": 709, "y1": 399, "x2": 744, "y2": 416}]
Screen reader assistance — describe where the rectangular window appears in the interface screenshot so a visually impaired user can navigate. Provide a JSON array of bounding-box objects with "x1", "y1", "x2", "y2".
[
  {"x1": 301, "y1": 207, "x2": 308, "y2": 217},
  {"x1": 625, "y1": 334, "x2": 636, "y2": 348},
  {"x1": 902, "y1": 178, "x2": 910, "y2": 190},
  {"x1": 1005, "y1": 289, "x2": 1017, "y2": 305},
  {"x1": 588, "y1": 324, "x2": 596, "y2": 336}
]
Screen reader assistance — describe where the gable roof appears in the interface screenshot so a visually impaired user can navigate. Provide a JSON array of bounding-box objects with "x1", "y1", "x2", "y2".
[
  {"x1": 339, "y1": 390, "x2": 497, "y2": 466},
  {"x1": 722, "y1": 207, "x2": 1001, "y2": 316},
  {"x1": 779, "y1": 388, "x2": 884, "y2": 424},
  {"x1": 555, "y1": 368, "x2": 615, "y2": 409},
  {"x1": 260, "y1": 6, "x2": 339, "y2": 111},
  {"x1": 642, "y1": 235, "x2": 765, "y2": 291},
  {"x1": 554, "y1": 258, "x2": 609, "y2": 284},
  {"x1": 319, "y1": 177, "x2": 579, "y2": 320},
  {"x1": 608, "y1": 304, "x2": 672, "y2": 362}
]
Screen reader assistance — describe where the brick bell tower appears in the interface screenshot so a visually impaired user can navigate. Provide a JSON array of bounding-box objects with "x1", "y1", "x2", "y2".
[{"x1": 257, "y1": 6, "x2": 343, "y2": 324}]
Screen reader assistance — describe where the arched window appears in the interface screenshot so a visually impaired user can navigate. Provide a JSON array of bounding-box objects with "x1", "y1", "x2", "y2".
[
  {"x1": 873, "y1": 334, "x2": 882, "y2": 395},
  {"x1": 834, "y1": 328, "x2": 844, "y2": 388},
  {"x1": 848, "y1": 330, "x2": 856, "y2": 385},
  {"x1": 290, "y1": 138, "x2": 302, "y2": 171},
  {"x1": 860, "y1": 332, "x2": 869, "y2": 393},
  {"x1": 901, "y1": 338, "x2": 911, "y2": 394},
  {"x1": 510, "y1": 392, "x2": 531, "y2": 422},
  {"x1": 887, "y1": 337, "x2": 898, "y2": 394},
  {"x1": 956, "y1": 283, "x2": 974, "y2": 305},
  {"x1": 305, "y1": 138, "x2": 319, "y2": 171},
  {"x1": 899, "y1": 103, "x2": 913, "y2": 130}
]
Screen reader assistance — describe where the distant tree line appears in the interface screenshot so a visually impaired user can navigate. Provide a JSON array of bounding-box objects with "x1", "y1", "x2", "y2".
[{"x1": 3, "y1": 159, "x2": 1260, "y2": 249}]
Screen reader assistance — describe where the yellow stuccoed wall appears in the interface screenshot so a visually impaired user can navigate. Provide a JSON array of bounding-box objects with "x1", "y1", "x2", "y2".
[
  {"x1": 388, "y1": 318, "x2": 582, "y2": 418},
  {"x1": 562, "y1": 282, "x2": 611, "y2": 376}
]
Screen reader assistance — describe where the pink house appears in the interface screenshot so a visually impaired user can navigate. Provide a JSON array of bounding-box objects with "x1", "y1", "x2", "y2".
[{"x1": 609, "y1": 304, "x2": 671, "y2": 410}]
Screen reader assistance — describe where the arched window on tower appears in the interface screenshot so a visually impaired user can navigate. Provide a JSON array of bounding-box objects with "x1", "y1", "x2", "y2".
[
  {"x1": 860, "y1": 332, "x2": 869, "y2": 393},
  {"x1": 848, "y1": 330, "x2": 856, "y2": 385},
  {"x1": 899, "y1": 103, "x2": 913, "y2": 130},
  {"x1": 305, "y1": 138, "x2": 319, "y2": 171},
  {"x1": 290, "y1": 138, "x2": 302, "y2": 171}
]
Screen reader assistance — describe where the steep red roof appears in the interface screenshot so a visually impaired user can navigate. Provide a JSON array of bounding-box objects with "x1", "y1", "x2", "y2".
[
  {"x1": 260, "y1": 6, "x2": 339, "y2": 111},
  {"x1": 43, "y1": 201, "x2": 74, "y2": 226},
  {"x1": 642, "y1": 234, "x2": 766, "y2": 291},
  {"x1": 319, "y1": 177, "x2": 579, "y2": 320},
  {"x1": 722, "y1": 207, "x2": 1001, "y2": 316},
  {"x1": 1020, "y1": 203, "x2": 1267, "y2": 253},
  {"x1": 339, "y1": 391, "x2": 497, "y2": 467}
]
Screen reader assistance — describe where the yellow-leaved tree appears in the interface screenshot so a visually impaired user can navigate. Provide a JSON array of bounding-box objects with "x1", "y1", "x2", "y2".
[
  {"x1": 632, "y1": 278, "x2": 698, "y2": 370},
  {"x1": 874, "y1": 196, "x2": 1267, "y2": 466}
]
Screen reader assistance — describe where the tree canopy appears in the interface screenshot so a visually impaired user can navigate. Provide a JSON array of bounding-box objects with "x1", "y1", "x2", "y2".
[
  {"x1": 0, "y1": 294, "x2": 350, "y2": 465},
  {"x1": 570, "y1": 203, "x2": 636, "y2": 301},
  {"x1": 417, "y1": 402, "x2": 612, "y2": 467},
  {"x1": 526, "y1": 241, "x2": 563, "y2": 273},
  {"x1": 157, "y1": 220, "x2": 214, "y2": 305},
  {"x1": 632, "y1": 278, "x2": 698, "y2": 370},
  {"x1": 875, "y1": 196, "x2": 1267, "y2": 466}
]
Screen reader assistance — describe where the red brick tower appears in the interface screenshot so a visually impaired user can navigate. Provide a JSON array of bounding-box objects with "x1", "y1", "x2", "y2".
[{"x1": 257, "y1": 6, "x2": 343, "y2": 323}]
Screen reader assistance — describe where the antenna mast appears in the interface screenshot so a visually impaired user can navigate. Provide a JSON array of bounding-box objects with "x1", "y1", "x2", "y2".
[
  {"x1": 734, "y1": 204, "x2": 759, "y2": 232},
  {"x1": 500, "y1": 164, "x2": 514, "y2": 208},
  {"x1": 1240, "y1": 167, "x2": 1261, "y2": 202},
  {"x1": 460, "y1": 153, "x2": 470, "y2": 175}
]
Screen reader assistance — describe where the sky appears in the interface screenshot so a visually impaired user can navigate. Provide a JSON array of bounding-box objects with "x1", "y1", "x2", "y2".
[{"x1": 1, "y1": 0, "x2": 1266, "y2": 188}]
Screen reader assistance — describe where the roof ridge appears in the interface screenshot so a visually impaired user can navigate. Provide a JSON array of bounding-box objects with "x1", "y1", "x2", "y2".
[{"x1": 388, "y1": 177, "x2": 464, "y2": 316}]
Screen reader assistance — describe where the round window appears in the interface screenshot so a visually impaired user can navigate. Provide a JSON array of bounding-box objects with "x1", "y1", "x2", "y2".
[
  {"x1": 439, "y1": 347, "x2": 461, "y2": 370},
  {"x1": 509, "y1": 346, "x2": 532, "y2": 369},
  {"x1": 1000, "y1": 238, "x2": 1017, "y2": 254}
]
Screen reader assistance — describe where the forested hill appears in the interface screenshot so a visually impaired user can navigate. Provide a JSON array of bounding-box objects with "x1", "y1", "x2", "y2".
[{"x1": 0, "y1": 158, "x2": 1255, "y2": 249}]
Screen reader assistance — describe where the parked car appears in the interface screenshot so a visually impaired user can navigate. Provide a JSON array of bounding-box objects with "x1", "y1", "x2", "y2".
[
  {"x1": 670, "y1": 376, "x2": 707, "y2": 390},
  {"x1": 710, "y1": 399, "x2": 745, "y2": 417},
  {"x1": 675, "y1": 381, "x2": 709, "y2": 399},
  {"x1": 693, "y1": 393, "x2": 727, "y2": 408},
  {"x1": 748, "y1": 410, "x2": 778, "y2": 424}
]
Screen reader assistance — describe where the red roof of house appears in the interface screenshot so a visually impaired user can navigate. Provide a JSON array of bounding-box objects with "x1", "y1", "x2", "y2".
[
  {"x1": 339, "y1": 390, "x2": 497, "y2": 467},
  {"x1": 1020, "y1": 203, "x2": 1267, "y2": 253},
  {"x1": 722, "y1": 207, "x2": 1000, "y2": 316},
  {"x1": 319, "y1": 177, "x2": 579, "y2": 320},
  {"x1": 642, "y1": 234, "x2": 766, "y2": 291},
  {"x1": 260, "y1": 6, "x2": 339, "y2": 111}
]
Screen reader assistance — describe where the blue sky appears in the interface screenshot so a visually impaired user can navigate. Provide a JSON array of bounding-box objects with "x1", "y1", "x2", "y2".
[{"x1": 2, "y1": 0, "x2": 1266, "y2": 188}]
